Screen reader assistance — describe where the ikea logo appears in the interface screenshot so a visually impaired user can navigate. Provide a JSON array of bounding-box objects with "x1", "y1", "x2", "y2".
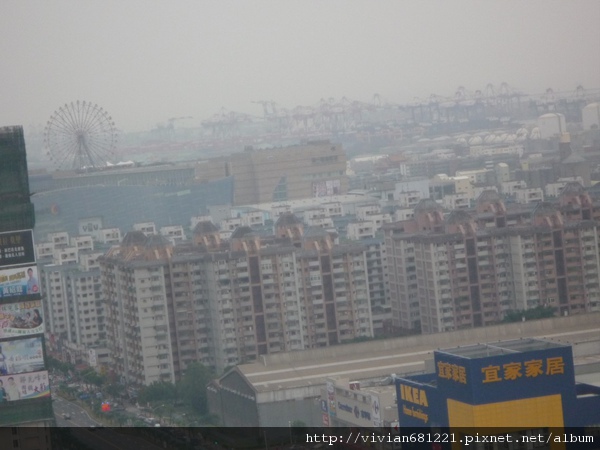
[{"x1": 399, "y1": 384, "x2": 428, "y2": 407}]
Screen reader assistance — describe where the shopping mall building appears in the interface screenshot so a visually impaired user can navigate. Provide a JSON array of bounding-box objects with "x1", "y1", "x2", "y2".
[{"x1": 396, "y1": 338, "x2": 600, "y2": 449}]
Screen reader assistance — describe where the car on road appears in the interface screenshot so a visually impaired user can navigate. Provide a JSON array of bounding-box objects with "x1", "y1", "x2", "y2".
[{"x1": 61, "y1": 413, "x2": 71, "y2": 420}]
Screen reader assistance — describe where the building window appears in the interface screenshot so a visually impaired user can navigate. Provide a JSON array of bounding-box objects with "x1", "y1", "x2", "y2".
[{"x1": 273, "y1": 176, "x2": 287, "y2": 202}]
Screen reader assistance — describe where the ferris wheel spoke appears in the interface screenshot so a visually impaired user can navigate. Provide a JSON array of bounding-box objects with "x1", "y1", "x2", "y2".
[
  {"x1": 86, "y1": 112, "x2": 108, "y2": 136},
  {"x1": 47, "y1": 123, "x2": 74, "y2": 142},
  {"x1": 54, "y1": 141, "x2": 77, "y2": 169},
  {"x1": 52, "y1": 109, "x2": 77, "y2": 133},
  {"x1": 86, "y1": 117, "x2": 105, "y2": 136},
  {"x1": 72, "y1": 101, "x2": 81, "y2": 127},
  {"x1": 87, "y1": 142, "x2": 111, "y2": 165},
  {"x1": 65, "y1": 103, "x2": 82, "y2": 131},
  {"x1": 85, "y1": 106, "x2": 104, "y2": 134},
  {"x1": 76, "y1": 101, "x2": 87, "y2": 125},
  {"x1": 58, "y1": 105, "x2": 78, "y2": 129},
  {"x1": 80, "y1": 102, "x2": 95, "y2": 133}
]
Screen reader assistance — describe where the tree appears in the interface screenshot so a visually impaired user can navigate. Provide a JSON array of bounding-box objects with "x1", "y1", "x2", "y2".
[
  {"x1": 176, "y1": 362, "x2": 213, "y2": 415},
  {"x1": 502, "y1": 305, "x2": 556, "y2": 323},
  {"x1": 138, "y1": 381, "x2": 177, "y2": 404},
  {"x1": 47, "y1": 356, "x2": 75, "y2": 374},
  {"x1": 113, "y1": 412, "x2": 128, "y2": 427},
  {"x1": 104, "y1": 383, "x2": 125, "y2": 398},
  {"x1": 81, "y1": 368, "x2": 106, "y2": 387}
]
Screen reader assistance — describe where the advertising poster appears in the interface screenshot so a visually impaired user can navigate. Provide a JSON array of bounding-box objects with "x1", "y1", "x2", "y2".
[
  {"x1": 78, "y1": 217, "x2": 104, "y2": 240},
  {"x1": 0, "y1": 266, "x2": 40, "y2": 299},
  {"x1": 0, "y1": 370, "x2": 50, "y2": 403},
  {"x1": 371, "y1": 394, "x2": 381, "y2": 426},
  {"x1": 0, "y1": 230, "x2": 35, "y2": 268},
  {"x1": 326, "y1": 379, "x2": 336, "y2": 417},
  {"x1": 0, "y1": 336, "x2": 45, "y2": 376},
  {"x1": 312, "y1": 179, "x2": 341, "y2": 198},
  {"x1": 0, "y1": 300, "x2": 44, "y2": 338},
  {"x1": 88, "y1": 348, "x2": 97, "y2": 367}
]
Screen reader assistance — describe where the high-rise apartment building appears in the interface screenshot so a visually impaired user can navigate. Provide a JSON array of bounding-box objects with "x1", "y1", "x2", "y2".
[
  {"x1": 383, "y1": 185, "x2": 600, "y2": 334},
  {"x1": 38, "y1": 240, "x2": 106, "y2": 351},
  {"x1": 0, "y1": 126, "x2": 53, "y2": 433},
  {"x1": 100, "y1": 213, "x2": 372, "y2": 384},
  {"x1": 363, "y1": 239, "x2": 391, "y2": 336}
]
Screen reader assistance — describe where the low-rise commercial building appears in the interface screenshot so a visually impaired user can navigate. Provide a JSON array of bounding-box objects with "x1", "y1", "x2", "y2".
[{"x1": 207, "y1": 312, "x2": 600, "y2": 428}]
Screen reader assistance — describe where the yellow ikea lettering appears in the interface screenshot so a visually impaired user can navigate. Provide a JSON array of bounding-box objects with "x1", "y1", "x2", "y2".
[{"x1": 399, "y1": 384, "x2": 428, "y2": 407}]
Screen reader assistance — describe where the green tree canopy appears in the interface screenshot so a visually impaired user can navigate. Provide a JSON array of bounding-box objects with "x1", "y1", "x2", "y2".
[
  {"x1": 104, "y1": 383, "x2": 125, "y2": 398},
  {"x1": 176, "y1": 362, "x2": 213, "y2": 414},
  {"x1": 502, "y1": 305, "x2": 556, "y2": 323},
  {"x1": 46, "y1": 355, "x2": 75, "y2": 374},
  {"x1": 80, "y1": 368, "x2": 106, "y2": 387},
  {"x1": 138, "y1": 381, "x2": 177, "y2": 404}
]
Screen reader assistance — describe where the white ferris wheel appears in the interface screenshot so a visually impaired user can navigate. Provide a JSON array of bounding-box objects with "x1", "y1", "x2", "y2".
[{"x1": 44, "y1": 100, "x2": 118, "y2": 171}]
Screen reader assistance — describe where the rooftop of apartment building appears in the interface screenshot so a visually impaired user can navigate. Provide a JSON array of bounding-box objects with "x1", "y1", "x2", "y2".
[
  {"x1": 102, "y1": 216, "x2": 365, "y2": 265},
  {"x1": 438, "y1": 337, "x2": 567, "y2": 359},
  {"x1": 383, "y1": 181, "x2": 594, "y2": 230}
]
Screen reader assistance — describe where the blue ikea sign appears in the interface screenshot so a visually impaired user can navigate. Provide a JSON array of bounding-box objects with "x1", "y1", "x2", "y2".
[{"x1": 434, "y1": 346, "x2": 575, "y2": 405}]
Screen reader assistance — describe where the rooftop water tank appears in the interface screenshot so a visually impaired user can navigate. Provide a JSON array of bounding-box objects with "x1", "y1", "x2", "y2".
[
  {"x1": 537, "y1": 113, "x2": 566, "y2": 139},
  {"x1": 582, "y1": 103, "x2": 600, "y2": 130}
]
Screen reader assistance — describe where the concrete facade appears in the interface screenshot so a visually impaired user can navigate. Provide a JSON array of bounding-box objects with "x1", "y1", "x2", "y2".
[
  {"x1": 100, "y1": 215, "x2": 374, "y2": 385},
  {"x1": 383, "y1": 185, "x2": 600, "y2": 334}
]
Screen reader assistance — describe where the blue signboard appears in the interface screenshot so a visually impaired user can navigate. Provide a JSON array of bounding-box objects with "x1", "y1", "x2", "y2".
[{"x1": 434, "y1": 345, "x2": 575, "y2": 405}]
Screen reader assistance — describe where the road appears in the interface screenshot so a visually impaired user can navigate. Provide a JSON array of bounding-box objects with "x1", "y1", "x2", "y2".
[
  {"x1": 52, "y1": 395, "x2": 167, "y2": 450},
  {"x1": 52, "y1": 395, "x2": 102, "y2": 428}
]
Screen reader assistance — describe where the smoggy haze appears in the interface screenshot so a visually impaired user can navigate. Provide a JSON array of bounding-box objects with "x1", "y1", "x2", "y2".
[{"x1": 1, "y1": 0, "x2": 599, "y2": 132}]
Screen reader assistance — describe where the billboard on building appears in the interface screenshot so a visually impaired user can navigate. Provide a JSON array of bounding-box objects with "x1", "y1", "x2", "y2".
[
  {"x1": 0, "y1": 266, "x2": 40, "y2": 298},
  {"x1": 313, "y1": 179, "x2": 341, "y2": 197},
  {"x1": 335, "y1": 390, "x2": 382, "y2": 427},
  {"x1": 0, "y1": 299, "x2": 44, "y2": 338},
  {"x1": 0, "y1": 370, "x2": 50, "y2": 402},
  {"x1": 396, "y1": 379, "x2": 436, "y2": 427},
  {"x1": 78, "y1": 217, "x2": 104, "y2": 240},
  {"x1": 88, "y1": 349, "x2": 97, "y2": 367},
  {"x1": 0, "y1": 336, "x2": 45, "y2": 376},
  {"x1": 326, "y1": 379, "x2": 336, "y2": 417},
  {"x1": 0, "y1": 230, "x2": 35, "y2": 269},
  {"x1": 434, "y1": 345, "x2": 575, "y2": 405}
]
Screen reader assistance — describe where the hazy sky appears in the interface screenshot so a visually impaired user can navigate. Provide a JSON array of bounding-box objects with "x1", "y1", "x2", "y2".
[{"x1": 2, "y1": 0, "x2": 599, "y2": 132}]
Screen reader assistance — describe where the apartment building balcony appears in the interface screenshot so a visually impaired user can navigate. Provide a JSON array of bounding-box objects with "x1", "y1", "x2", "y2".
[
  {"x1": 243, "y1": 340, "x2": 257, "y2": 350},
  {"x1": 219, "y1": 312, "x2": 233, "y2": 321}
]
